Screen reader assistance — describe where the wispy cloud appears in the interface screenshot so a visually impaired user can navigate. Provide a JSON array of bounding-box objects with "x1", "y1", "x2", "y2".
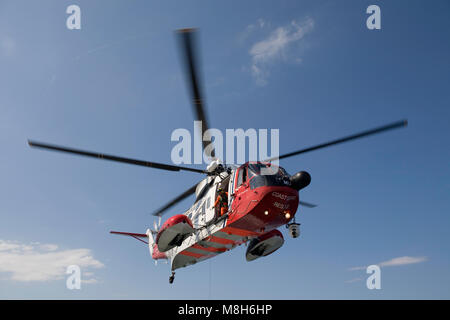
[
  {"x1": 345, "y1": 277, "x2": 363, "y2": 283},
  {"x1": 238, "y1": 18, "x2": 268, "y2": 44},
  {"x1": 349, "y1": 256, "x2": 428, "y2": 271},
  {"x1": 81, "y1": 278, "x2": 99, "y2": 284},
  {"x1": 245, "y1": 18, "x2": 314, "y2": 85},
  {"x1": 0, "y1": 240, "x2": 104, "y2": 283}
]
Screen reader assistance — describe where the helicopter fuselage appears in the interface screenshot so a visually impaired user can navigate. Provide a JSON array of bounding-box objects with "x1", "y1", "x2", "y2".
[{"x1": 160, "y1": 162, "x2": 300, "y2": 271}]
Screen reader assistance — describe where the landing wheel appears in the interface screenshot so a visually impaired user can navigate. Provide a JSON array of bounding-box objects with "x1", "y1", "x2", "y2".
[
  {"x1": 169, "y1": 271, "x2": 175, "y2": 284},
  {"x1": 286, "y1": 218, "x2": 301, "y2": 239}
]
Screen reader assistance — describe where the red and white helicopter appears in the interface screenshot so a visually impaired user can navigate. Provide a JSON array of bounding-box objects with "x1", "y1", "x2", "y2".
[{"x1": 29, "y1": 29, "x2": 407, "y2": 283}]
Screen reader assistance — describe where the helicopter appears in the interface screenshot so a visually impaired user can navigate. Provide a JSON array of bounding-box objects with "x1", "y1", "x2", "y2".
[{"x1": 28, "y1": 28, "x2": 407, "y2": 284}]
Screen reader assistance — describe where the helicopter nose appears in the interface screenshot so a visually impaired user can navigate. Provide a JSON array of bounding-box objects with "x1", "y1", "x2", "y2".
[{"x1": 258, "y1": 187, "x2": 299, "y2": 221}]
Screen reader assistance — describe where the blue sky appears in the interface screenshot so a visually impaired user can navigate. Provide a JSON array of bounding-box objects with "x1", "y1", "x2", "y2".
[{"x1": 0, "y1": 0, "x2": 449, "y2": 299}]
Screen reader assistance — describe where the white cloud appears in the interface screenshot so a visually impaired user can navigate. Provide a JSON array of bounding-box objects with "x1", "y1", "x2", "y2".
[
  {"x1": 0, "y1": 240, "x2": 104, "y2": 283},
  {"x1": 247, "y1": 18, "x2": 314, "y2": 85},
  {"x1": 349, "y1": 256, "x2": 427, "y2": 271},
  {"x1": 39, "y1": 244, "x2": 59, "y2": 251}
]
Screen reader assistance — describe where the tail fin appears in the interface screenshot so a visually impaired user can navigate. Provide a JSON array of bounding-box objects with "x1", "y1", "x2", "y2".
[{"x1": 110, "y1": 229, "x2": 167, "y2": 263}]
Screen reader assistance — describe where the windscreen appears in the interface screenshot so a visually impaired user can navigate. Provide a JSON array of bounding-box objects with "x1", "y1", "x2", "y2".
[{"x1": 248, "y1": 163, "x2": 291, "y2": 189}]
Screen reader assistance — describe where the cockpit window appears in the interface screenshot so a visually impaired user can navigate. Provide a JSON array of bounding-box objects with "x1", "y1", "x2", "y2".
[
  {"x1": 248, "y1": 163, "x2": 289, "y2": 176},
  {"x1": 248, "y1": 163, "x2": 265, "y2": 175},
  {"x1": 248, "y1": 162, "x2": 291, "y2": 189}
]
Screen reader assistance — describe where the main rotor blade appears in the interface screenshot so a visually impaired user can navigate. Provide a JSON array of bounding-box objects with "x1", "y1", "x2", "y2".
[
  {"x1": 177, "y1": 28, "x2": 215, "y2": 158},
  {"x1": 267, "y1": 120, "x2": 408, "y2": 161},
  {"x1": 28, "y1": 140, "x2": 206, "y2": 174},
  {"x1": 299, "y1": 200, "x2": 317, "y2": 208},
  {"x1": 151, "y1": 183, "x2": 198, "y2": 217}
]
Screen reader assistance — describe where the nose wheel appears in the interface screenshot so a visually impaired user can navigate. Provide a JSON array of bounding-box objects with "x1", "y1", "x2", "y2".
[
  {"x1": 169, "y1": 271, "x2": 175, "y2": 284},
  {"x1": 286, "y1": 218, "x2": 301, "y2": 239}
]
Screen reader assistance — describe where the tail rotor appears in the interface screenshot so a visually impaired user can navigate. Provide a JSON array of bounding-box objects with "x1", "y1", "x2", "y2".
[
  {"x1": 153, "y1": 216, "x2": 162, "y2": 233},
  {"x1": 148, "y1": 216, "x2": 163, "y2": 266}
]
